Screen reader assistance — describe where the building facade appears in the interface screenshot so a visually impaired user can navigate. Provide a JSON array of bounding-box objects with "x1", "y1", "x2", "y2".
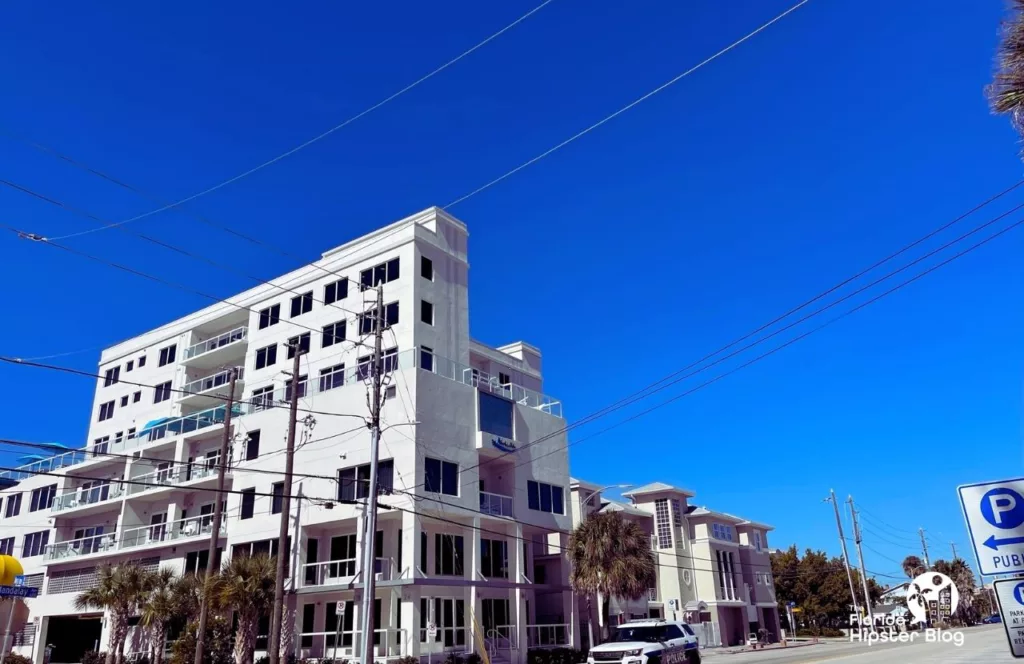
[
  {"x1": 1, "y1": 208, "x2": 574, "y2": 664},
  {"x1": 568, "y1": 480, "x2": 781, "y2": 648}
]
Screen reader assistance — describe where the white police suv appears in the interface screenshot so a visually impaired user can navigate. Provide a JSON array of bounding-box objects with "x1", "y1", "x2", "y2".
[{"x1": 587, "y1": 620, "x2": 701, "y2": 664}]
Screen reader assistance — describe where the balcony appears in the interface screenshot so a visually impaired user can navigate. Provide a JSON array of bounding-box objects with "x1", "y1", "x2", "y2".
[
  {"x1": 134, "y1": 404, "x2": 240, "y2": 447},
  {"x1": 0, "y1": 448, "x2": 89, "y2": 482},
  {"x1": 182, "y1": 327, "x2": 247, "y2": 369},
  {"x1": 301, "y1": 557, "x2": 392, "y2": 588},
  {"x1": 526, "y1": 624, "x2": 570, "y2": 648},
  {"x1": 126, "y1": 462, "x2": 220, "y2": 497},
  {"x1": 121, "y1": 515, "x2": 226, "y2": 550},
  {"x1": 178, "y1": 367, "x2": 245, "y2": 408},
  {"x1": 45, "y1": 532, "x2": 118, "y2": 561},
  {"x1": 420, "y1": 351, "x2": 562, "y2": 417},
  {"x1": 51, "y1": 482, "x2": 124, "y2": 514},
  {"x1": 479, "y1": 491, "x2": 514, "y2": 518}
]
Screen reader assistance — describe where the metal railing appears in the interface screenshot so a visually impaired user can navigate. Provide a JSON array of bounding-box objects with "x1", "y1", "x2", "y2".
[
  {"x1": 137, "y1": 404, "x2": 241, "y2": 444},
  {"x1": 486, "y1": 626, "x2": 517, "y2": 655},
  {"x1": 526, "y1": 624, "x2": 570, "y2": 648},
  {"x1": 121, "y1": 515, "x2": 226, "y2": 549},
  {"x1": 180, "y1": 367, "x2": 244, "y2": 398},
  {"x1": 418, "y1": 351, "x2": 562, "y2": 417},
  {"x1": 301, "y1": 557, "x2": 392, "y2": 587},
  {"x1": 45, "y1": 533, "x2": 118, "y2": 560},
  {"x1": 183, "y1": 326, "x2": 247, "y2": 360},
  {"x1": 51, "y1": 482, "x2": 124, "y2": 513},
  {"x1": 127, "y1": 462, "x2": 218, "y2": 496},
  {"x1": 298, "y1": 628, "x2": 407, "y2": 659},
  {"x1": 0, "y1": 449, "x2": 89, "y2": 481},
  {"x1": 479, "y1": 491, "x2": 514, "y2": 518}
]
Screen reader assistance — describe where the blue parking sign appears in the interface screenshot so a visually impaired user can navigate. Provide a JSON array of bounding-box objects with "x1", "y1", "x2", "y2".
[{"x1": 959, "y1": 478, "x2": 1024, "y2": 576}]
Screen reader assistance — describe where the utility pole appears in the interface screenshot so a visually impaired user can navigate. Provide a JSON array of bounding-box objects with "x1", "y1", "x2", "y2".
[
  {"x1": 194, "y1": 366, "x2": 238, "y2": 664},
  {"x1": 919, "y1": 529, "x2": 931, "y2": 569},
  {"x1": 847, "y1": 496, "x2": 875, "y2": 628},
  {"x1": 359, "y1": 284, "x2": 385, "y2": 664},
  {"x1": 826, "y1": 490, "x2": 861, "y2": 620},
  {"x1": 268, "y1": 342, "x2": 304, "y2": 664},
  {"x1": 950, "y1": 541, "x2": 958, "y2": 560}
]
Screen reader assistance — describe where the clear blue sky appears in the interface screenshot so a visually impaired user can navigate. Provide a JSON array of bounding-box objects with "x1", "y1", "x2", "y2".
[{"x1": 1, "y1": 0, "x2": 1021, "y2": 583}]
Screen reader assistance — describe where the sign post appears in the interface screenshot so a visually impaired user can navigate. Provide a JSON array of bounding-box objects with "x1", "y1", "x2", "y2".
[
  {"x1": 992, "y1": 579, "x2": 1024, "y2": 657},
  {"x1": 958, "y1": 478, "x2": 1024, "y2": 576}
]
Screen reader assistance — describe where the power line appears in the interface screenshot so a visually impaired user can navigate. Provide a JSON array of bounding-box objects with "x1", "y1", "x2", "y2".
[{"x1": 40, "y1": 0, "x2": 559, "y2": 241}]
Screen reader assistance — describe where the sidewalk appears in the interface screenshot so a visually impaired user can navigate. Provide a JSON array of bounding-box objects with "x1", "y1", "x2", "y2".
[{"x1": 702, "y1": 640, "x2": 826, "y2": 657}]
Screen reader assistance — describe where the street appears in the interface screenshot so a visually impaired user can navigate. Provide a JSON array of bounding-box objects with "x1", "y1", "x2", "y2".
[{"x1": 704, "y1": 625, "x2": 1011, "y2": 663}]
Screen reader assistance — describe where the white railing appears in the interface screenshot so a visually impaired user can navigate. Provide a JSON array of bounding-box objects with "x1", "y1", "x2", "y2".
[
  {"x1": 422, "y1": 352, "x2": 562, "y2": 417},
  {"x1": 120, "y1": 515, "x2": 226, "y2": 549},
  {"x1": 51, "y1": 482, "x2": 124, "y2": 513},
  {"x1": 0, "y1": 449, "x2": 89, "y2": 481},
  {"x1": 183, "y1": 327, "x2": 247, "y2": 360},
  {"x1": 298, "y1": 628, "x2": 407, "y2": 659},
  {"x1": 526, "y1": 624, "x2": 570, "y2": 648},
  {"x1": 127, "y1": 462, "x2": 219, "y2": 496},
  {"x1": 479, "y1": 491, "x2": 514, "y2": 518},
  {"x1": 301, "y1": 557, "x2": 392, "y2": 587},
  {"x1": 486, "y1": 626, "x2": 517, "y2": 650},
  {"x1": 180, "y1": 367, "x2": 244, "y2": 398},
  {"x1": 45, "y1": 532, "x2": 118, "y2": 560}
]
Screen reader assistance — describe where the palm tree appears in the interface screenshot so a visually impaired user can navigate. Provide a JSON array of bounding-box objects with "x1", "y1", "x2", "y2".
[
  {"x1": 568, "y1": 512, "x2": 656, "y2": 646},
  {"x1": 210, "y1": 553, "x2": 276, "y2": 664},
  {"x1": 74, "y1": 562, "x2": 155, "y2": 664},
  {"x1": 901, "y1": 555, "x2": 926, "y2": 579},
  {"x1": 140, "y1": 569, "x2": 197, "y2": 664},
  {"x1": 989, "y1": 1, "x2": 1024, "y2": 136}
]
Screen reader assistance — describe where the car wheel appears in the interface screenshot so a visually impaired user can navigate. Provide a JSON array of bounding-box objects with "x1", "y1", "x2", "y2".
[{"x1": 685, "y1": 651, "x2": 700, "y2": 664}]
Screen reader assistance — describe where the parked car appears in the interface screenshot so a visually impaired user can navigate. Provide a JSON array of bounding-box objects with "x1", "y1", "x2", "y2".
[
  {"x1": 982, "y1": 614, "x2": 1002, "y2": 624},
  {"x1": 588, "y1": 620, "x2": 701, "y2": 664}
]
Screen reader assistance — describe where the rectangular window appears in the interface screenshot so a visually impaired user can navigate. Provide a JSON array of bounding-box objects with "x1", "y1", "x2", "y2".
[
  {"x1": 22, "y1": 531, "x2": 49, "y2": 558},
  {"x1": 421, "y1": 300, "x2": 434, "y2": 325},
  {"x1": 126, "y1": 360, "x2": 134, "y2": 373},
  {"x1": 29, "y1": 485, "x2": 56, "y2": 512},
  {"x1": 338, "y1": 460, "x2": 394, "y2": 501},
  {"x1": 98, "y1": 401, "x2": 115, "y2": 422},
  {"x1": 258, "y1": 304, "x2": 281, "y2": 330},
  {"x1": 655, "y1": 499, "x2": 673, "y2": 549},
  {"x1": 434, "y1": 534, "x2": 464, "y2": 576},
  {"x1": 285, "y1": 375, "x2": 308, "y2": 401},
  {"x1": 360, "y1": 257, "x2": 400, "y2": 290},
  {"x1": 255, "y1": 344, "x2": 277, "y2": 370},
  {"x1": 120, "y1": 395, "x2": 129, "y2": 407},
  {"x1": 185, "y1": 549, "x2": 217, "y2": 576},
  {"x1": 324, "y1": 279, "x2": 348, "y2": 305},
  {"x1": 359, "y1": 302, "x2": 400, "y2": 335},
  {"x1": 154, "y1": 381, "x2": 172, "y2": 404},
  {"x1": 0, "y1": 538, "x2": 14, "y2": 555},
  {"x1": 421, "y1": 256, "x2": 433, "y2": 281},
  {"x1": 4, "y1": 494, "x2": 20, "y2": 518},
  {"x1": 245, "y1": 431, "x2": 260, "y2": 461},
  {"x1": 301, "y1": 603, "x2": 315, "y2": 648},
  {"x1": 480, "y1": 539, "x2": 509, "y2": 579},
  {"x1": 424, "y1": 458, "x2": 458, "y2": 496},
  {"x1": 240, "y1": 488, "x2": 256, "y2": 520},
  {"x1": 526, "y1": 481, "x2": 564, "y2": 515},
  {"x1": 290, "y1": 292, "x2": 313, "y2": 318},
  {"x1": 420, "y1": 346, "x2": 434, "y2": 372},
  {"x1": 159, "y1": 344, "x2": 176, "y2": 367},
  {"x1": 103, "y1": 367, "x2": 120, "y2": 387},
  {"x1": 420, "y1": 532, "x2": 428, "y2": 572},
  {"x1": 287, "y1": 334, "x2": 311, "y2": 359},
  {"x1": 138, "y1": 355, "x2": 146, "y2": 368},
  {"x1": 356, "y1": 347, "x2": 398, "y2": 380},
  {"x1": 318, "y1": 364, "x2": 345, "y2": 392},
  {"x1": 271, "y1": 483, "x2": 284, "y2": 514},
  {"x1": 322, "y1": 321, "x2": 346, "y2": 348},
  {"x1": 498, "y1": 372, "x2": 511, "y2": 386},
  {"x1": 479, "y1": 392, "x2": 513, "y2": 439},
  {"x1": 250, "y1": 386, "x2": 274, "y2": 411},
  {"x1": 133, "y1": 391, "x2": 141, "y2": 403}
]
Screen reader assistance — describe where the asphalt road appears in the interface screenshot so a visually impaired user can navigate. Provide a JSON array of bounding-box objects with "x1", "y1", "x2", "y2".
[{"x1": 702, "y1": 625, "x2": 1012, "y2": 663}]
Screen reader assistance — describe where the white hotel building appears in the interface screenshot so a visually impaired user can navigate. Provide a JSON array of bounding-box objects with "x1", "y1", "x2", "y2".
[{"x1": 1, "y1": 208, "x2": 575, "y2": 664}]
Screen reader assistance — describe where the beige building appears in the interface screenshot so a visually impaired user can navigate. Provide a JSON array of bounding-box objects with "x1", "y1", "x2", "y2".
[{"x1": 569, "y1": 480, "x2": 781, "y2": 648}]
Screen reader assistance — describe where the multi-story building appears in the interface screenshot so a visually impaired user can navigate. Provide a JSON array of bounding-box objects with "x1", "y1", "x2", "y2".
[
  {"x1": 1, "y1": 207, "x2": 575, "y2": 664},
  {"x1": 568, "y1": 480, "x2": 781, "y2": 648}
]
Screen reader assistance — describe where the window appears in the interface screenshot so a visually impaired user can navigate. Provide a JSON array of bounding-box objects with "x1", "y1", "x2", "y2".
[
  {"x1": 322, "y1": 321, "x2": 346, "y2": 348},
  {"x1": 655, "y1": 499, "x2": 673, "y2": 550},
  {"x1": 29, "y1": 485, "x2": 56, "y2": 512},
  {"x1": 420, "y1": 532, "x2": 428, "y2": 572},
  {"x1": 755, "y1": 532, "x2": 762, "y2": 551},
  {"x1": 424, "y1": 458, "x2": 458, "y2": 496},
  {"x1": 360, "y1": 257, "x2": 400, "y2": 289},
  {"x1": 319, "y1": 364, "x2": 345, "y2": 392},
  {"x1": 240, "y1": 488, "x2": 256, "y2": 519},
  {"x1": 22, "y1": 531, "x2": 49, "y2": 557},
  {"x1": 359, "y1": 302, "x2": 399, "y2": 335},
  {"x1": 0, "y1": 538, "x2": 13, "y2": 555},
  {"x1": 338, "y1": 460, "x2": 394, "y2": 501},
  {"x1": 434, "y1": 534, "x2": 464, "y2": 576},
  {"x1": 258, "y1": 304, "x2": 281, "y2": 330},
  {"x1": 420, "y1": 346, "x2": 434, "y2": 372},
  {"x1": 126, "y1": 360, "x2": 134, "y2": 372},
  {"x1": 4, "y1": 493, "x2": 20, "y2": 518},
  {"x1": 479, "y1": 392, "x2": 513, "y2": 439},
  {"x1": 271, "y1": 483, "x2": 284, "y2": 514},
  {"x1": 120, "y1": 395, "x2": 129, "y2": 407},
  {"x1": 324, "y1": 279, "x2": 348, "y2": 304},
  {"x1": 290, "y1": 292, "x2": 313, "y2": 318},
  {"x1": 159, "y1": 344, "x2": 176, "y2": 367},
  {"x1": 356, "y1": 347, "x2": 398, "y2": 380},
  {"x1": 103, "y1": 367, "x2": 120, "y2": 387},
  {"x1": 301, "y1": 603, "x2": 316, "y2": 648},
  {"x1": 245, "y1": 431, "x2": 260, "y2": 461},
  {"x1": 285, "y1": 375, "x2": 308, "y2": 401},
  {"x1": 326, "y1": 600, "x2": 355, "y2": 647},
  {"x1": 421, "y1": 300, "x2": 434, "y2": 325},
  {"x1": 127, "y1": 427, "x2": 136, "y2": 440},
  {"x1": 421, "y1": 256, "x2": 433, "y2": 281},
  {"x1": 498, "y1": 372, "x2": 511, "y2": 386},
  {"x1": 287, "y1": 333, "x2": 311, "y2": 358},
  {"x1": 250, "y1": 386, "x2": 274, "y2": 411},
  {"x1": 133, "y1": 391, "x2": 141, "y2": 403},
  {"x1": 98, "y1": 401, "x2": 115, "y2": 422},
  {"x1": 255, "y1": 344, "x2": 277, "y2": 370},
  {"x1": 154, "y1": 381, "x2": 172, "y2": 404},
  {"x1": 712, "y1": 523, "x2": 734, "y2": 542},
  {"x1": 138, "y1": 355, "x2": 147, "y2": 368},
  {"x1": 526, "y1": 481, "x2": 564, "y2": 515},
  {"x1": 480, "y1": 539, "x2": 508, "y2": 579}
]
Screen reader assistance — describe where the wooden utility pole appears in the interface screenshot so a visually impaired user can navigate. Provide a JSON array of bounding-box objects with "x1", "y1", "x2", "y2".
[
  {"x1": 826, "y1": 490, "x2": 861, "y2": 620},
  {"x1": 268, "y1": 342, "x2": 304, "y2": 664},
  {"x1": 194, "y1": 366, "x2": 238, "y2": 664},
  {"x1": 919, "y1": 529, "x2": 931, "y2": 569},
  {"x1": 847, "y1": 496, "x2": 875, "y2": 627}
]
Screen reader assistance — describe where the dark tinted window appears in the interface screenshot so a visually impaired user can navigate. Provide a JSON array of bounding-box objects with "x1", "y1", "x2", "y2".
[{"x1": 479, "y1": 392, "x2": 513, "y2": 439}]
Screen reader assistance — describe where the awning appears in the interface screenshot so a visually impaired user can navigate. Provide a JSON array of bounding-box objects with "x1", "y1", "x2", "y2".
[
  {"x1": 684, "y1": 600, "x2": 708, "y2": 612},
  {"x1": 137, "y1": 417, "x2": 173, "y2": 438}
]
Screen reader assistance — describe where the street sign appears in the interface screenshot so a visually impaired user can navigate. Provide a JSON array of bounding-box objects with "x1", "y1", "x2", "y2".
[
  {"x1": 992, "y1": 579, "x2": 1024, "y2": 658},
  {"x1": 426, "y1": 622, "x2": 437, "y2": 640},
  {"x1": 0, "y1": 585, "x2": 37, "y2": 598},
  {"x1": 12, "y1": 576, "x2": 24, "y2": 587},
  {"x1": 958, "y1": 478, "x2": 1024, "y2": 575}
]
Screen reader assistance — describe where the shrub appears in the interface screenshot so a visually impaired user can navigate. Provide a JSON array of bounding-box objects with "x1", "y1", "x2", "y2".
[
  {"x1": 5, "y1": 654, "x2": 32, "y2": 664},
  {"x1": 796, "y1": 627, "x2": 844, "y2": 638},
  {"x1": 396, "y1": 657, "x2": 420, "y2": 664},
  {"x1": 528, "y1": 648, "x2": 586, "y2": 664},
  {"x1": 465, "y1": 654, "x2": 482, "y2": 664},
  {"x1": 443, "y1": 652, "x2": 464, "y2": 664},
  {"x1": 170, "y1": 618, "x2": 234, "y2": 664},
  {"x1": 80, "y1": 653, "x2": 106, "y2": 664}
]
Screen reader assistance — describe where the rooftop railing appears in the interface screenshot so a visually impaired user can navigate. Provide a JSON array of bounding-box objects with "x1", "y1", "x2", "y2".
[{"x1": 183, "y1": 327, "x2": 247, "y2": 361}]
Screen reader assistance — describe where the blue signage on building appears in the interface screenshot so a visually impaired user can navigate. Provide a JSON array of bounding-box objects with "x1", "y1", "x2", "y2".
[{"x1": 491, "y1": 437, "x2": 516, "y2": 453}]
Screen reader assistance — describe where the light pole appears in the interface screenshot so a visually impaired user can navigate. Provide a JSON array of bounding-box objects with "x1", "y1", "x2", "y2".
[{"x1": 580, "y1": 484, "x2": 634, "y2": 509}]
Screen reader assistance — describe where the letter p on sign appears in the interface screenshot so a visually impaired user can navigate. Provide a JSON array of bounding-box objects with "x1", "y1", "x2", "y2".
[{"x1": 981, "y1": 488, "x2": 1024, "y2": 529}]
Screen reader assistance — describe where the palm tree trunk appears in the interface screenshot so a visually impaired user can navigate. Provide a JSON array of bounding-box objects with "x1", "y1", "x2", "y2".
[
  {"x1": 234, "y1": 615, "x2": 257, "y2": 664},
  {"x1": 586, "y1": 595, "x2": 595, "y2": 651},
  {"x1": 106, "y1": 613, "x2": 123, "y2": 664}
]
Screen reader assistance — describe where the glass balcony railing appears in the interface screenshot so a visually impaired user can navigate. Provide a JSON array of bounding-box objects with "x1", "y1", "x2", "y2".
[
  {"x1": 180, "y1": 367, "x2": 244, "y2": 398},
  {"x1": 0, "y1": 449, "x2": 88, "y2": 481},
  {"x1": 120, "y1": 515, "x2": 225, "y2": 549},
  {"x1": 136, "y1": 404, "x2": 241, "y2": 445},
  {"x1": 479, "y1": 491, "x2": 514, "y2": 518},
  {"x1": 183, "y1": 327, "x2": 247, "y2": 361},
  {"x1": 45, "y1": 533, "x2": 118, "y2": 560},
  {"x1": 127, "y1": 462, "x2": 220, "y2": 496},
  {"x1": 51, "y1": 482, "x2": 124, "y2": 513}
]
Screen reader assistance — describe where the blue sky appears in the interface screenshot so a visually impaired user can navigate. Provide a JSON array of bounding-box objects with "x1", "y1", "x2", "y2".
[{"x1": 1, "y1": 0, "x2": 1022, "y2": 583}]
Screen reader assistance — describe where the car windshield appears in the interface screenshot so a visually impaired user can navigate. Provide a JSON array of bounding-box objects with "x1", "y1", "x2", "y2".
[{"x1": 612, "y1": 626, "x2": 665, "y2": 643}]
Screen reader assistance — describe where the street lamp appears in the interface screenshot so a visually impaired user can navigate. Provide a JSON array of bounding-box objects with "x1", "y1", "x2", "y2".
[{"x1": 581, "y1": 484, "x2": 634, "y2": 507}]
